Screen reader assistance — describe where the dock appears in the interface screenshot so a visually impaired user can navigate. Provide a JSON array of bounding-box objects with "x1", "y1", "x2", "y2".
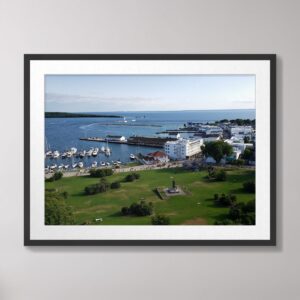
[{"x1": 80, "y1": 136, "x2": 178, "y2": 148}]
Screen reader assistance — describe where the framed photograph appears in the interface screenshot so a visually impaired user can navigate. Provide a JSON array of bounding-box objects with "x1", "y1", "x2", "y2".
[{"x1": 24, "y1": 54, "x2": 276, "y2": 246}]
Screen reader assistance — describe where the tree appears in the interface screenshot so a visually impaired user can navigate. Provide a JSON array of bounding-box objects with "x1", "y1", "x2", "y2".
[
  {"x1": 215, "y1": 169, "x2": 227, "y2": 181},
  {"x1": 242, "y1": 148, "x2": 255, "y2": 161},
  {"x1": 111, "y1": 181, "x2": 121, "y2": 189},
  {"x1": 202, "y1": 141, "x2": 233, "y2": 162},
  {"x1": 244, "y1": 136, "x2": 250, "y2": 143},
  {"x1": 151, "y1": 215, "x2": 170, "y2": 225},
  {"x1": 215, "y1": 193, "x2": 237, "y2": 207},
  {"x1": 121, "y1": 201, "x2": 153, "y2": 216},
  {"x1": 89, "y1": 168, "x2": 113, "y2": 178},
  {"x1": 84, "y1": 178, "x2": 110, "y2": 195},
  {"x1": 125, "y1": 173, "x2": 141, "y2": 182},
  {"x1": 46, "y1": 171, "x2": 63, "y2": 182},
  {"x1": 243, "y1": 181, "x2": 255, "y2": 193},
  {"x1": 45, "y1": 191, "x2": 74, "y2": 225}
]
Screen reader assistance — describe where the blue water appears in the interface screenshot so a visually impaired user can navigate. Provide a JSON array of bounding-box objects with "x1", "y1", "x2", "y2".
[{"x1": 45, "y1": 109, "x2": 255, "y2": 167}]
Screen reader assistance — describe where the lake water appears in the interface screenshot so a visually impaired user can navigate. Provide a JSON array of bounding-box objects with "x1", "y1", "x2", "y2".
[{"x1": 45, "y1": 109, "x2": 255, "y2": 167}]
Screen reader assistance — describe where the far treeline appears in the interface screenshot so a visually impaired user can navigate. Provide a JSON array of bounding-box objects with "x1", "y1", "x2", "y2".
[
  {"x1": 45, "y1": 112, "x2": 123, "y2": 118},
  {"x1": 216, "y1": 118, "x2": 255, "y2": 126}
]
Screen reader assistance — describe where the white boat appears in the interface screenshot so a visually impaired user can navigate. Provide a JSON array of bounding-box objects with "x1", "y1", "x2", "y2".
[
  {"x1": 52, "y1": 151, "x2": 60, "y2": 158},
  {"x1": 123, "y1": 117, "x2": 127, "y2": 123},
  {"x1": 91, "y1": 161, "x2": 97, "y2": 168},
  {"x1": 72, "y1": 163, "x2": 77, "y2": 168},
  {"x1": 66, "y1": 151, "x2": 73, "y2": 158},
  {"x1": 100, "y1": 161, "x2": 106, "y2": 166},
  {"x1": 58, "y1": 164, "x2": 64, "y2": 169},
  {"x1": 78, "y1": 162, "x2": 84, "y2": 168},
  {"x1": 63, "y1": 165, "x2": 69, "y2": 169},
  {"x1": 105, "y1": 162, "x2": 111, "y2": 166},
  {"x1": 79, "y1": 150, "x2": 86, "y2": 158},
  {"x1": 104, "y1": 142, "x2": 111, "y2": 156},
  {"x1": 61, "y1": 152, "x2": 67, "y2": 159},
  {"x1": 87, "y1": 148, "x2": 93, "y2": 157},
  {"x1": 70, "y1": 147, "x2": 77, "y2": 154},
  {"x1": 92, "y1": 148, "x2": 99, "y2": 156},
  {"x1": 50, "y1": 164, "x2": 57, "y2": 170},
  {"x1": 130, "y1": 154, "x2": 135, "y2": 160},
  {"x1": 45, "y1": 150, "x2": 53, "y2": 157},
  {"x1": 116, "y1": 160, "x2": 122, "y2": 164},
  {"x1": 100, "y1": 146, "x2": 105, "y2": 152}
]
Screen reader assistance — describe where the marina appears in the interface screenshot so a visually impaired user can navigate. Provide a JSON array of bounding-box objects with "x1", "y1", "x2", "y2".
[{"x1": 45, "y1": 110, "x2": 256, "y2": 170}]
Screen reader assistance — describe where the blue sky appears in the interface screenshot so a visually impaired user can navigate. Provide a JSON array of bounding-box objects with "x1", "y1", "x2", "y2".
[{"x1": 45, "y1": 75, "x2": 255, "y2": 112}]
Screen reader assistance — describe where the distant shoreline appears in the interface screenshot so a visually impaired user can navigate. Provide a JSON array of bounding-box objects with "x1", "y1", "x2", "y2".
[{"x1": 45, "y1": 112, "x2": 122, "y2": 118}]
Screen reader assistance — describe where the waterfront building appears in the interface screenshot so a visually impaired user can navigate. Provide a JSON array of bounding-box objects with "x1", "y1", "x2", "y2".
[
  {"x1": 164, "y1": 138, "x2": 203, "y2": 160},
  {"x1": 143, "y1": 151, "x2": 169, "y2": 164}
]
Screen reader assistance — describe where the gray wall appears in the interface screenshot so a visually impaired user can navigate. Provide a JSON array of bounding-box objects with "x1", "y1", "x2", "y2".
[{"x1": 0, "y1": 0, "x2": 298, "y2": 299}]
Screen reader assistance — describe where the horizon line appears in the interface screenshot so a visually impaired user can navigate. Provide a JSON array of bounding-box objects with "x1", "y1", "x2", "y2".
[{"x1": 45, "y1": 108, "x2": 256, "y2": 113}]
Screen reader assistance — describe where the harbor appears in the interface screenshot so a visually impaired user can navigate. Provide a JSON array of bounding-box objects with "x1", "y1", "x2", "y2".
[{"x1": 45, "y1": 110, "x2": 256, "y2": 173}]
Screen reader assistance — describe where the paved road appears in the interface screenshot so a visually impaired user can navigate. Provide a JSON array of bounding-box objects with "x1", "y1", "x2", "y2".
[{"x1": 45, "y1": 162, "x2": 184, "y2": 179}]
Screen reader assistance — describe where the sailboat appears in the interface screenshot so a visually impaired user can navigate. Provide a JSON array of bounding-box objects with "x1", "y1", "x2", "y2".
[{"x1": 104, "y1": 140, "x2": 111, "y2": 156}]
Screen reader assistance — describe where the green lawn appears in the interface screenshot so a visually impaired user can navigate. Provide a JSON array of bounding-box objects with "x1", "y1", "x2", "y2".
[{"x1": 45, "y1": 167, "x2": 255, "y2": 225}]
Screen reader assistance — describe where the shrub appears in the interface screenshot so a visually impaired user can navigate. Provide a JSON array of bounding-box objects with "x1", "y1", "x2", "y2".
[
  {"x1": 231, "y1": 159, "x2": 245, "y2": 166},
  {"x1": 243, "y1": 181, "x2": 255, "y2": 193},
  {"x1": 216, "y1": 193, "x2": 237, "y2": 207},
  {"x1": 125, "y1": 174, "x2": 135, "y2": 182},
  {"x1": 111, "y1": 181, "x2": 121, "y2": 189},
  {"x1": 121, "y1": 206, "x2": 130, "y2": 216},
  {"x1": 151, "y1": 215, "x2": 170, "y2": 225},
  {"x1": 121, "y1": 201, "x2": 153, "y2": 217},
  {"x1": 46, "y1": 171, "x2": 63, "y2": 182},
  {"x1": 215, "y1": 169, "x2": 227, "y2": 181},
  {"x1": 89, "y1": 168, "x2": 113, "y2": 178},
  {"x1": 84, "y1": 178, "x2": 110, "y2": 195},
  {"x1": 125, "y1": 173, "x2": 140, "y2": 182},
  {"x1": 133, "y1": 173, "x2": 140, "y2": 179}
]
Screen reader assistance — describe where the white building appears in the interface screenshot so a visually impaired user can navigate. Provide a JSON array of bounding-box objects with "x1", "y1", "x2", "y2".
[
  {"x1": 164, "y1": 138, "x2": 203, "y2": 160},
  {"x1": 225, "y1": 138, "x2": 254, "y2": 154},
  {"x1": 230, "y1": 126, "x2": 253, "y2": 137},
  {"x1": 144, "y1": 151, "x2": 169, "y2": 165}
]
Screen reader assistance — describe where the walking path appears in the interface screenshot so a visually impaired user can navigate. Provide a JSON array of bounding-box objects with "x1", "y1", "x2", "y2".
[{"x1": 45, "y1": 162, "x2": 183, "y2": 179}]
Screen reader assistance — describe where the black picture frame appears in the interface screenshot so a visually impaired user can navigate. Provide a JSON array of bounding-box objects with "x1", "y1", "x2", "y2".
[{"x1": 24, "y1": 54, "x2": 276, "y2": 246}]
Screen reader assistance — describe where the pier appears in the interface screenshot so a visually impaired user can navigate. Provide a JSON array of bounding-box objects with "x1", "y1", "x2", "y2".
[{"x1": 80, "y1": 136, "x2": 178, "y2": 148}]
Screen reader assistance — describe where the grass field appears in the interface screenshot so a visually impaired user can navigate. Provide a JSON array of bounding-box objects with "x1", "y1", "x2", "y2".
[{"x1": 45, "y1": 167, "x2": 255, "y2": 225}]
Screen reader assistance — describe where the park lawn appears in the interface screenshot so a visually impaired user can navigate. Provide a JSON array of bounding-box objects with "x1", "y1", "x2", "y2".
[{"x1": 45, "y1": 167, "x2": 255, "y2": 225}]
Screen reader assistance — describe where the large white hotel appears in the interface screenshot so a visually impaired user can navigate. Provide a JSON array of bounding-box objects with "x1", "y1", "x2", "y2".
[{"x1": 164, "y1": 138, "x2": 203, "y2": 160}]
